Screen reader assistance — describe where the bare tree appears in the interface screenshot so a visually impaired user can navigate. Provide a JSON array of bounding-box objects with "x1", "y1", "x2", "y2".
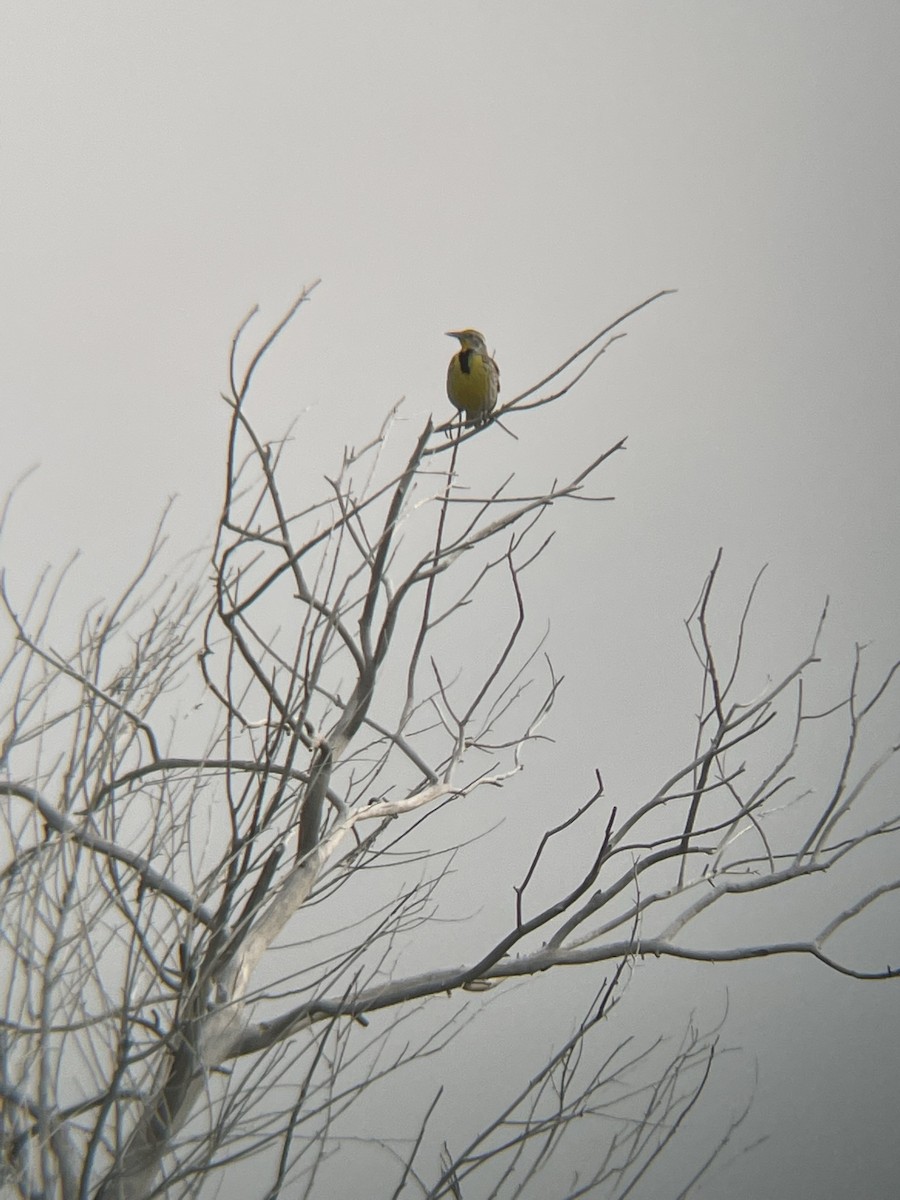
[{"x1": 1, "y1": 287, "x2": 897, "y2": 1200}]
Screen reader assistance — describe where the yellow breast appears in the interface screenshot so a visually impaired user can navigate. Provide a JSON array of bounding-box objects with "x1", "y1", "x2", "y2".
[{"x1": 447, "y1": 348, "x2": 499, "y2": 424}]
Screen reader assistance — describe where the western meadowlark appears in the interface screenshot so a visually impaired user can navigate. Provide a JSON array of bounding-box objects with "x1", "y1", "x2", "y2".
[{"x1": 445, "y1": 329, "x2": 500, "y2": 427}]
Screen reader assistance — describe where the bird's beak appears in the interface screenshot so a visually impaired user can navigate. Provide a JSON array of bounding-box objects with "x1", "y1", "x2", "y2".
[{"x1": 445, "y1": 331, "x2": 463, "y2": 341}]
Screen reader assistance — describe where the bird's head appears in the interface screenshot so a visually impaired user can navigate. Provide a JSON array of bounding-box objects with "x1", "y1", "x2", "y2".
[{"x1": 446, "y1": 329, "x2": 488, "y2": 353}]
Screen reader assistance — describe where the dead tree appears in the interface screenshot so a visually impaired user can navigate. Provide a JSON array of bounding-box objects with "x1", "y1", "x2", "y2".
[{"x1": 1, "y1": 287, "x2": 897, "y2": 1199}]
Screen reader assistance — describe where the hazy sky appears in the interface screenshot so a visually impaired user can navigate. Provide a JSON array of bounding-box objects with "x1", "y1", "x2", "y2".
[{"x1": 2, "y1": 4, "x2": 899, "y2": 1197}]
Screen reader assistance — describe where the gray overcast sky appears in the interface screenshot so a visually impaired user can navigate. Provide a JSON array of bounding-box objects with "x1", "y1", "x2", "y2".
[{"x1": 2, "y1": 4, "x2": 899, "y2": 1198}]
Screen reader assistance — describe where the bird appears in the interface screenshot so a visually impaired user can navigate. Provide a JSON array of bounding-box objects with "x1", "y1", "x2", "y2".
[{"x1": 445, "y1": 329, "x2": 500, "y2": 428}]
